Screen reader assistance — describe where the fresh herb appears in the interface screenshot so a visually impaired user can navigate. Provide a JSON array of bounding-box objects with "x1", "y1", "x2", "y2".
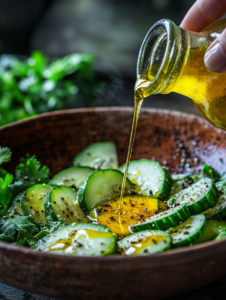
[
  {"x1": 202, "y1": 163, "x2": 220, "y2": 181},
  {"x1": 0, "y1": 147, "x2": 12, "y2": 165},
  {"x1": 0, "y1": 173, "x2": 14, "y2": 207},
  {"x1": 34, "y1": 216, "x2": 65, "y2": 239},
  {"x1": 0, "y1": 216, "x2": 39, "y2": 246},
  {"x1": 0, "y1": 146, "x2": 12, "y2": 179},
  {"x1": 0, "y1": 52, "x2": 104, "y2": 126},
  {"x1": 9, "y1": 156, "x2": 50, "y2": 195}
]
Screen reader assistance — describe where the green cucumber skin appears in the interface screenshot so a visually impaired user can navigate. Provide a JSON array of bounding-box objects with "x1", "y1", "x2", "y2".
[
  {"x1": 169, "y1": 215, "x2": 206, "y2": 248},
  {"x1": 78, "y1": 180, "x2": 89, "y2": 213},
  {"x1": 11, "y1": 192, "x2": 24, "y2": 216},
  {"x1": 168, "y1": 178, "x2": 219, "y2": 215},
  {"x1": 44, "y1": 193, "x2": 58, "y2": 222},
  {"x1": 78, "y1": 169, "x2": 136, "y2": 213},
  {"x1": 131, "y1": 204, "x2": 191, "y2": 232},
  {"x1": 189, "y1": 182, "x2": 219, "y2": 215},
  {"x1": 21, "y1": 184, "x2": 53, "y2": 226},
  {"x1": 119, "y1": 159, "x2": 173, "y2": 199}
]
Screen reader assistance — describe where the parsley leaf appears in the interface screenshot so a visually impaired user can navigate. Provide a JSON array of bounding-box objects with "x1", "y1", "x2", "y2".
[
  {"x1": 0, "y1": 216, "x2": 39, "y2": 246},
  {"x1": 0, "y1": 173, "x2": 14, "y2": 206},
  {"x1": 0, "y1": 147, "x2": 12, "y2": 165},
  {"x1": 34, "y1": 216, "x2": 65, "y2": 239},
  {"x1": 9, "y1": 156, "x2": 50, "y2": 195}
]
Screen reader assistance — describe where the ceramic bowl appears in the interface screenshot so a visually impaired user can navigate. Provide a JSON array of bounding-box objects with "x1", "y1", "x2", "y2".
[{"x1": 0, "y1": 107, "x2": 226, "y2": 300}]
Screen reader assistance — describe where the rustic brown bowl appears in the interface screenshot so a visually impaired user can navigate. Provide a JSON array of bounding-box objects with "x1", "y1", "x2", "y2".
[{"x1": 0, "y1": 107, "x2": 226, "y2": 300}]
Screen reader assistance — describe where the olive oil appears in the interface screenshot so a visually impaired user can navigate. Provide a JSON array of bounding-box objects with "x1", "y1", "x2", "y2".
[{"x1": 90, "y1": 195, "x2": 167, "y2": 236}]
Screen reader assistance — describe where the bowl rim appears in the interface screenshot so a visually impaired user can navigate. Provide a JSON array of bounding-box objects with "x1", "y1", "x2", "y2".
[{"x1": 0, "y1": 107, "x2": 224, "y2": 261}]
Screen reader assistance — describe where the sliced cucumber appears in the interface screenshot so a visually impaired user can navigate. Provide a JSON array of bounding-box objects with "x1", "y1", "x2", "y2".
[
  {"x1": 192, "y1": 174, "x2": 204, "y2": 183},
  {"x1": 34, "y1": 223, "x2": 117, "y2": 256},
  {"x1": 216, "y1": 181, "x2": 226, "y2": 190},
  {"x1": 11, "y1": 192, "x2": 24, "y2": 216},
  {"x1": 170, "y1": 176, "x2": 193, "y2": 196},
  {"x1": 220, "y1": 174, "x2": 226, "y2": 182},
  {"x1": 119, "y1": 159, "x2": 173, "y2": 199},
  {"x1": 49, "y1": 166, "x2": 95, "y2": 189},
  {"x1": 168, "y1": 215, "x2": 205, "y2": 248},
  {"x1": 73, "y1": 142, "x2": 118, "y2": 170},
  {"x1": 202, "y1": 163, "x2": 220, "y2": 181},
  {"x1": 171, "y1": 174, "x2": 192, "y2": 182},
  {"x1": 203, "y1": 183, "x2": 226, "y2": 220},
  {"x1": 78, "y1": 169, "x2": 137, "y2": 213},
  {"x1": 131, "y1": 204, "x2": 190, "y2": 232},
  {"x1": 21, "y1": 184, "x2": 53, "y2": 226},
  {"x1": 44, "y1": 186, "x2": 89, "y2": 225},
  {"x1": 118, "y1": 230, "x2": 171, "y2": 256},
  {"x1": 216, "y1": 231, "x2": 226, "y2": 241},
  {"x1": 168, "y1": 178, "x2": 219, "y2": 215},
  {"x1": 194, "y1": 219, "x2": 226, "y2": 244}
]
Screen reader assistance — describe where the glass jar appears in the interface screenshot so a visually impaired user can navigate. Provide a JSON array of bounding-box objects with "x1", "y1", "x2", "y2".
[{"x1": 136, "y1": 18, "x2": 226, "y2": 130}]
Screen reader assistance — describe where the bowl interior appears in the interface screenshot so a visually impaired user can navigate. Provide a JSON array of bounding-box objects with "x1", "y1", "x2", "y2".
[{"x1": 1, "y1": 107, "x2": 226, "y2": 176}]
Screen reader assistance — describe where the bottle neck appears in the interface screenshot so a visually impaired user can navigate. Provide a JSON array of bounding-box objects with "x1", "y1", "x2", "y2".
[{"x1": 136, "y1": 19, "x2": 208, "y2": 98}]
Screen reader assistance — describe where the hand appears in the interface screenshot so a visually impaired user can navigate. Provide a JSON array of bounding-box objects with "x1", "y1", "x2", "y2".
[{"x1": 181, "y1": 0, "x2": 226, "y2": 73}]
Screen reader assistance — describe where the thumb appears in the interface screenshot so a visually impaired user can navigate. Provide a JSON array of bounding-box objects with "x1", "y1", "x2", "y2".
[{"x1": 204, "y1": 28, "x2": 226, "y2": 73}]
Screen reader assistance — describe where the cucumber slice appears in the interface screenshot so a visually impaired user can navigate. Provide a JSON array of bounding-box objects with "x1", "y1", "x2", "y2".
[
  {"x1": 73, "y1": 142, "x2": 118, "y2": 170},
  {"x1": 216, "y1": 231, "x2": 226, "y2": 241},
  {"x1": 34, "y1": 223, "x2": 117, "y2": 256},
  {"x1": 194, "y1": 219, "x2": 226, "y2": 244},
  {"x1": 78, "y1": 169, "x2": 137, "y2": 213},
  {"x1": 220, "y1": 174, "x2": 226, "y2": 182},
  {"x1": 21, "y1": 184, "x2": 53, "y2": 226},
  {"x1": 119, "y1": 159, "x2": 173, "y2": 199},
  {"x1": 216, "y1": 181, "x2": 226, "y2": 189},
  {"x1": 131, "y1": 204, "x2": 190, "y2": 232},
  {"x1": 118, "y1": 230, "x2": 171, "y2": 256},
  {"x1": 44, "y1": 186, "x2": 89, "y2": 225},
  {"x1": 168, "y1": 215, "x2": 206, "y2": 248},
  {"x1": 171, "y1": 174, "x2": 192, "y2": 182},
  {"x1": 11, "y1": 192, "x2": 24, "y2": 216},
  {"x1": 202, "y1": 163, "x2": 220, "y2": 181},
  {"x1": 203, "y1": 183, "x2": 226, "y2": 220},
  {"x1": 49, "y1": 166, "x2": 95, "y2": 189},
  {"x1": 192, "y1": 174, "x2": 204, "y2": 183},
  {"x1": 168, "y1": 178, "x2": 219, "y2": 215},
  {"x1": 170, "y1": 176, "x2": 193, "y2": 196}
]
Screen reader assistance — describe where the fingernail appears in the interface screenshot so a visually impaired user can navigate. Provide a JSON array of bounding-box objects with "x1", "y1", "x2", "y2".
[{"x1": 204, "y1": 43, "x2": 226, "y2": 72}]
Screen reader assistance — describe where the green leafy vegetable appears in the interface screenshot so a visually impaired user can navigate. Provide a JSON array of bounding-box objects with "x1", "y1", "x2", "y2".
[
  {"x1": 202, "y1": 163, "x2": 220, "y2": 181},
  {"x1": 0, "y1": 216, "x2": 39, "y2": 246},
  {"x1": 0, "y1": 52, "x2": 104, "y2": 126},
  {"x1": 0, "y1": 173, "x2": 14, "y2": 206},
  {"x1": 0, "y1": 146, "x2": 12, "y2": 179},
  {"x1": 9, "y1": 156, "x2": 50, "y2": 195},
  {"x1": 0, "y1": 147, "x2": 12, "y2": 165},
  {"x1": 34, "y1": 216, "x2": 65, "y2": 240}
]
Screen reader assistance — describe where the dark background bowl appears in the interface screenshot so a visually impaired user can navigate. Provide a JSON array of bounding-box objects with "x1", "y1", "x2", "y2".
[{"x1": 0, "y1": 107, "x2": 226, "y2": 300}]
